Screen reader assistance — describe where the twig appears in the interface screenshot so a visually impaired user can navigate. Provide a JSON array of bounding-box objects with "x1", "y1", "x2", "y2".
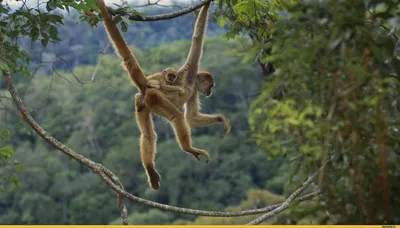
[
  {"x1": 365, "y1": 9, "x2": 399, "y2": 40},
  {"x1": 90, "y1": 43, "x2": 111, "y2": 81},
  {"x1": 246, "y1": 167, "x2": 324, "y2": 225},
  {"x1": 0, "y1": 33, "x2": 129, "y2": 224}
]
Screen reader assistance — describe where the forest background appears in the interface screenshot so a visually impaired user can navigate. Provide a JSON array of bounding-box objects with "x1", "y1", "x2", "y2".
[{"x1": 0, "y1": 0, "x2": 399, "y2": 225}]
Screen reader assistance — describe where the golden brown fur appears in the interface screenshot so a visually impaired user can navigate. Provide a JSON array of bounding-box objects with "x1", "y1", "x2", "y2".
[
  {"x1": 185, "y1": 72, "x2": 231, "y2": 136},
  {"x1": 136, "y1": 67, "x2": 184, "y2": 111},
  {"x1": 94, "y1": 0, "x2": 230, "y2": 190}
]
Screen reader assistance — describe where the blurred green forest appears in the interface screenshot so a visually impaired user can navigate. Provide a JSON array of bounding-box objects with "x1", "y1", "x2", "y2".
[
  {"x1": 1, "y1": 0, "x2": 400, "y2": 225},
  {"x1": 0, "y1": 13, "x2": 287, "y2": 224}
]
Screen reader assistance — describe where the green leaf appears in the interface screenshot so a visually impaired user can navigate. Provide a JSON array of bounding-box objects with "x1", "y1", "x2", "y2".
[
  {"x1": 0, "y1": 129, "x2": 10, "y2": 142},
  {"x1": 30, "y1": 27, "x2": 39, "y2": 42},
  {"x1": 0, "y1": 62, "x2": 10, "y2": 71},
  {"x1": 49, "y1": 25, "x2": 58, "y2": 38},
  {"x1": 41, "y1": 38, "x2": 49, "y2": 47},
  {"x1": 218, "y1": 0, "x2": 224, "y2": 9},
  {"x1": 0, "y1": 146, "x2": 14, "y2": 160},
  {"x1": 46, "y1": 0, "x2": 57, "y2": 11},
  {"x1": 86, "y1": 0, "x2": 98, "y2": 11},
  {"x1": 218, "y1": 19, "x2": 226, "y2": 28},
  {"x1": 121, "y1": 21, "x2": 128, "y2": 32},
  {"x1": 114, "y1": 15, "x2": 122, "y2": 24}
]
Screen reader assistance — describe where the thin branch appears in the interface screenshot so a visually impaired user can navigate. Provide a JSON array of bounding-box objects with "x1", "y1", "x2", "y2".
[
  {"x1": 43, "y1": 56, "x2": 118, "y2": 89},
  {"x1": 246, "y1": 167, "x2": 324, "y2": 225},
  {"x1": 0, "y1": 33, "x2": 128, "y2": 224},
  {"x1": 365, "y1": 9, "x2": 399, "y2": 40},
  {"x1": 131, "y1": 0, "x2": 162, "y2": 8},
  {"x1": 107, "y1": 0, "x2": 212, "y2": 21},
  {"x1": 90, "y1": 43, "x2": 111, "y2": 81},
  {"x1": 2, "y1": 65, "x2": 322, "y2": 219},
  {"x1": 4, "y1": 66, "x2": 322, "y2": 217}
]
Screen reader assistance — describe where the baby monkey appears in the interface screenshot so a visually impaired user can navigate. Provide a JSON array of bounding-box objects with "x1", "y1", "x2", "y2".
[
  {"x1": 146, "y1": 67, "x2": 185, "y2": 95},
  {"x1": 137, "y1": 67, "x2": 185, "y2": 112}
]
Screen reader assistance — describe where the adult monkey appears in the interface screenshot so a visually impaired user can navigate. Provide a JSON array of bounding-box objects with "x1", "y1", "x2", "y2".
[{"x1": 96, "y1": 0, "x2": 230, "y2": 190}]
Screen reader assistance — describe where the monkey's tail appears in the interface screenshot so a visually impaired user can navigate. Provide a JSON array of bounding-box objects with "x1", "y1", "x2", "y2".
[{"x1": 96, "y1": 0, "x2": 147, "y2": 92}]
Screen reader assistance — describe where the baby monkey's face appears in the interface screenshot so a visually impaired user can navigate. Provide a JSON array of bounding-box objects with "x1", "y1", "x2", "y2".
[
  {"x1": 163, "y1": 67, "x2": 178, "y2": 83},
  {"x1": 167, "y1": 73, "x2": 177, "y2": 82}
]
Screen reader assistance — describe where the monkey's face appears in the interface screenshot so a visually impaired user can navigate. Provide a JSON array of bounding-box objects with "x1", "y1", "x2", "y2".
[
  {"x1": 162, "y1": 67, "x2": 178, "y2": 83},
  {"x1": 167, "y1": 73, "x2": 177, "y2": 82},
  {"x1": 196, "y1": 71, "x2": 215, "y2": 97}
]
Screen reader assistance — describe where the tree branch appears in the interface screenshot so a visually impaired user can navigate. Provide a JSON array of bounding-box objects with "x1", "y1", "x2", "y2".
[
  {"x1": 246, "y1": 167, "x2": 324, "y2": 225},
  {"x1": 107, "y1": 0, "x2": 212, "y2": 21},
  {"x1": 0, "y1": 33, "x2": 130, "y2": 225},
  {"x1": 3, "y1": 65, "x2": 322, "y2": 218}
]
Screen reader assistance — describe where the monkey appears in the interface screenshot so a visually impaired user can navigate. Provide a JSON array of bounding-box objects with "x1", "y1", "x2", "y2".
[
  {"x1": 184, "y1": 72, "x2": 231, "y2": 137},
  {"x1": 146, "y1": 68, "x2": 184, "y2": 95},
  {"x1": 140, "y1": 70, "x2": 230, "y2": 136},
  {"x1": 94, "y1": 0, "x2": 230, "y2": 190}
]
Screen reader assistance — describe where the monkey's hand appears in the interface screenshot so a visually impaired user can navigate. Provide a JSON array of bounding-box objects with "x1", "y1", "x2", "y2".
[
  {"x1": 178, "y1": 88, "x2": 185, "y2": 96},
  {"x1": 146, "y1": 81, "x2": 161, "y2": 89},
  {"x1": 217, "y1": 115, "x2": 231, "y2": 136}
]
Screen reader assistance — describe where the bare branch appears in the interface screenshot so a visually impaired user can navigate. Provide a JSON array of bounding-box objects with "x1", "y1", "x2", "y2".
[
  {"x1": 90, "y1": 43, "x2": 111, "y2": 81},
  {"x1": 0, "y1": 33, "x2": 130, "y2": 226},
  {"x1": 246, "y1": 168, "x2": 323, "y2": 225},
  {"x1": 3, "y1": 67, "x2": 322, "y2": 218},
  {"x1": 107, "y1": 0, "x2": 212, "y2": 21},
  {"x1": 2, "y1": 69, "x2": 322, "y2": 220}
]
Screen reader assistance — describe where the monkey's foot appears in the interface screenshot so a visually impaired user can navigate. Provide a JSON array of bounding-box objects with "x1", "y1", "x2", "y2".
[
  {"x1": 186, "y1": 149, "x2": 210, "y2": 163},
  {"x1": 147, "y1": 169, "x2": 161, "y2": 190},
  {"x1": 222, "y1": 122, "x2": 231, "y2": 137},
  {"x1": 217, "y1": 115, "x2": 231, "y2": 137}
]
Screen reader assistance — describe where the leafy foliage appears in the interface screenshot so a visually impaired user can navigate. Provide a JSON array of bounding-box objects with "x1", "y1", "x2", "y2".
[{"x1": 246, "y1": 0, "x2": 400, "y2": 224}]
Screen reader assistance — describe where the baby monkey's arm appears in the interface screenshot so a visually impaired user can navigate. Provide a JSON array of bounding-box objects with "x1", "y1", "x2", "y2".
[{"x1": 146, "y1": 80, "x2": 185, "y2": 95}]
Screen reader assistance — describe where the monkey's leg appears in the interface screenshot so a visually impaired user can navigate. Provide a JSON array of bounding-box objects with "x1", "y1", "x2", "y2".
[
  {"x1": 144, "y1": 89, "x2": 210, "y2": 162},
  {"x1": 135, "y1": 95, "x2": 161, "y2": 190},
  {"x1": 186, "y1": 113, "x2": 231, "y2": 136}
]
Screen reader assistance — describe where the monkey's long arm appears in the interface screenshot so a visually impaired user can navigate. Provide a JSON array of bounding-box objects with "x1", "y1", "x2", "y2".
[
  {"x1": 185, "y1": 90, "x2": 231, "y2": 136},
  {"x1": 96, "y1": 0, "x2": 148, "y2": 93},
  {"x1": 161, "y1": 85, "x2": 185, "y2": 94},
  {"x1": 146, "y1": 80, "x2": 185, "y2": 94},
  {"x1": 178, "y1": 2, "x2": 210, "y2": 86}
]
